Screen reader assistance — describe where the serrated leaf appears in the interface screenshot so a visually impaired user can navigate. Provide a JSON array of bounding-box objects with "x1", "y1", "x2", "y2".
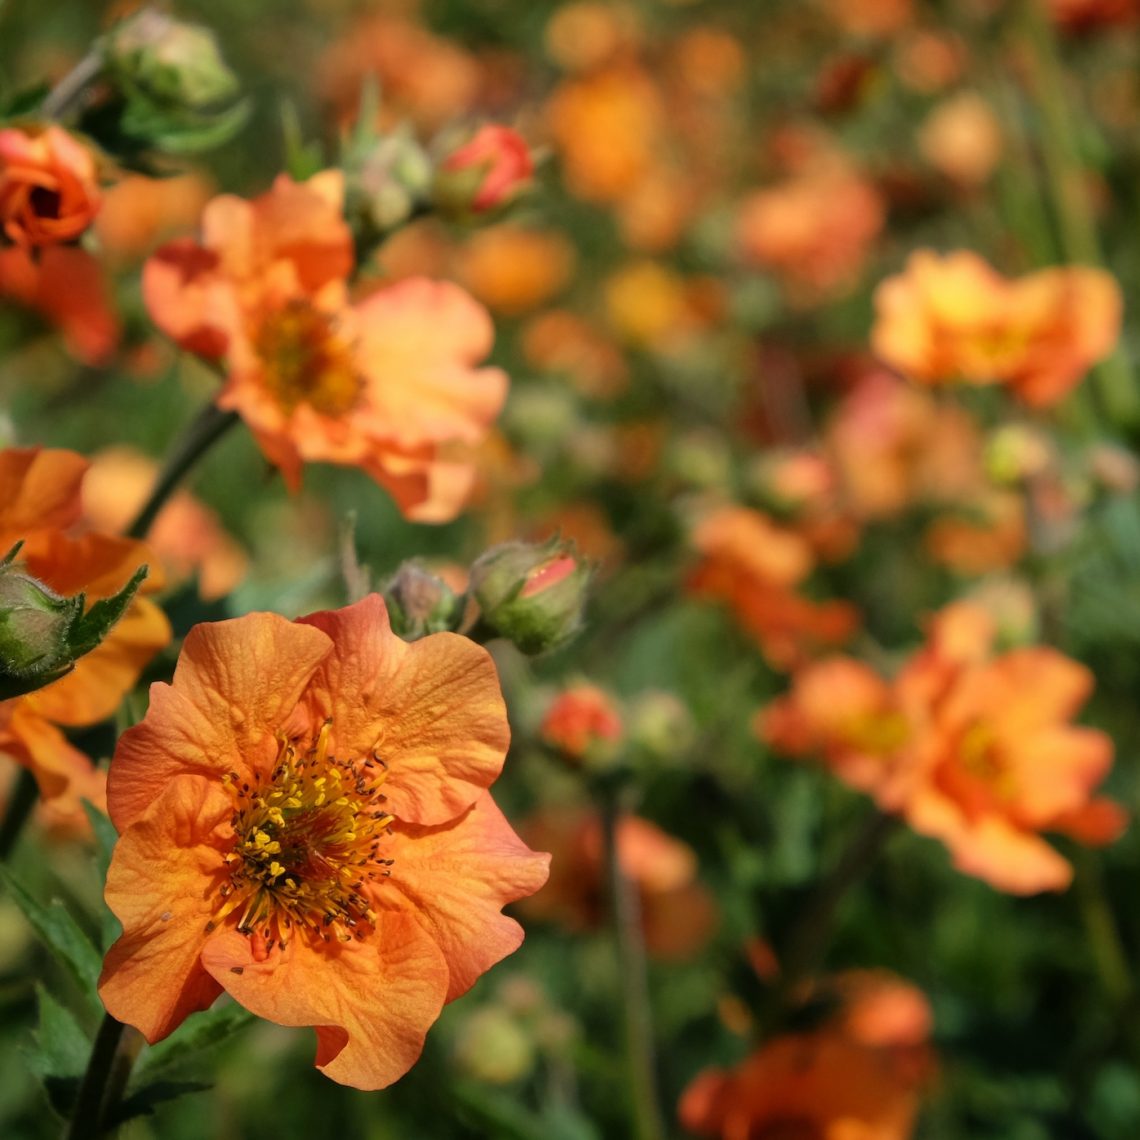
[
  {"x1": 68, "y1": 565, "x2": 148, "y2": 659},
  {"x1": 108, "y1": 1079, "x2": 212, "y2": 1126},
  {"x1": 136, "y1": 1001, "x2": 253, "y2": 1079},
  {"x1": 0, "y1": 867, "x2": 102, "y2": 1002}
]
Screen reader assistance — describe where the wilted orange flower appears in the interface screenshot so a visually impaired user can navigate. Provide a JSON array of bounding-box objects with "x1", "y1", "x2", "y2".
[
  {"x1": 0, "y1": 447, "x2": 170, "y2": 819},
  {"x1": 144, "y1": 172, "x2": 508, "y2": 521},
  {"x1": 689, "y1": 505, "x2": 858, "y2": 670},
  {"x1": 98, "y1": 595, "x2": 549, "y2": 1089},
  {"x1": 681, "y1": 969, "x2": 932, "y2": 1140},
  {"x1": 0, "y1": 125, "x2": 101, "y2": 248},
  {"x1": 760, "y1": 603, "x2": 1125, "y2": 893},
  {"x1": 541, "y1": 683, "x2": 623, "y2": 762},
  {"x1": 518, "y1": 808, "x2": 716, "y2": 960},
  {"x1": 872, "y1": 250, "x2": 1122, "y2": 406},
  {"x1": 0, "y1": 245, "x2": 120, "y2": 365}
]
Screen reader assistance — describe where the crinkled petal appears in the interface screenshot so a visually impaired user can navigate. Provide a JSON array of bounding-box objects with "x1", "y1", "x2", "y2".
[
  {"x1": 99, "y1": 776, "x2": 232, "y2": 1042},
  {"x1": 377, "y1": 791, "x2": 550, "y2": 1000},
  {"x1": 107, "y1": 614, "x2": 330, "y2": 830},
  {"x1": 297, "y1": 595, "x2": 509, "y2": 824},
  {"x1": 200, "y1": 911, "x2": 449, "y2": 1090}
]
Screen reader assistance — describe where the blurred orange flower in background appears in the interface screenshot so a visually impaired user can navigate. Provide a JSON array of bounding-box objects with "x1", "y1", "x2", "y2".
[
  {"x1": 540, "y1": 683, "x2": 623, "y2": 764},
  {"x1": 680, "y1": 968, "x2": 933, "y2": 1140},
  {"x1": 0, "y1": 447, "x2": 170, "y2": 824},
  {"x1": 144, "y1": 172, "x2": 508, "y2": 521},
  {"x1": 0, "y1": 125, "x2": 101, "y2": 248},
  {"x1": 761, "y1": 602, "x2": 1125, "y2": 893},
  {"x1": 872, "y1": 250, "x2": 1122, "y2": 406},
  {"x1": 99, "y1": 595, "x2": 549, "y2": 1089},
  {"x1": 518, "y1": 808, "x2": 717, "y2": 961},
  {"x1": 688, "y1": 505, "x2": 858, "y2": 670}
]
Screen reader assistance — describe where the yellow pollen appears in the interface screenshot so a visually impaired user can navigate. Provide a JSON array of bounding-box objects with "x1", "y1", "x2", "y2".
[
  {"x1": 209, "y1": 721, "x2": 395, "y2": 948},
  {"x1": 254, "y1": 298, "x2": 363, "y2": 417}
]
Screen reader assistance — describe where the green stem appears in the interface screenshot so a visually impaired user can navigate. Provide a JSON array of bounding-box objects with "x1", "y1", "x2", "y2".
[
  {"x1": 65, "y1": 1012, "x2": 141, "y2": 1140},
  {"x1": 1017, "y1": 0, "x2": 1140, "y2": 427},
  {"x1": 0, "y1": 767, "x2": 39, "y2": 861},
  {"x1": 599, "y1": 792, "x2": 665, "y2": 1140},
  {"x1": 41, "y1": 50, "x2": 104, "y2": 121},
  {"x1": 126, "y1": 404, "x2": 239, "y2": 540}
]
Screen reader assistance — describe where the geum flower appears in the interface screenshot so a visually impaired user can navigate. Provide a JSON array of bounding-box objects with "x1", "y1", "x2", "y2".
[
  {"x1": 98, "y1": 595, "x2": 549, "y2": 1089},
  {"x1": 143, "y1": 172, "x2": 508, "y2": 522},
  {"x1": 0, "y1": 447, "x2": 170, "y2": 826},
  {"x1": 759, "y1": 603, "x2": 1125, "y2": 894}
]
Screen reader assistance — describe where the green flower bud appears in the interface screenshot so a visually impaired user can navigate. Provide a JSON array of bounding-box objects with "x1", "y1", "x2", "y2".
[
  {"x1": 0, "y1": 545, "x2": 148, "y2": 700},
  {"x1": 344, "y1": 127, "x2": 434, "y2": 244},
  {"x1": 469, "y1": 539, "x2": 589, "y2": 655},
  {"x1": 384, "y1": 561, "x2": 464, "y2": 641}
]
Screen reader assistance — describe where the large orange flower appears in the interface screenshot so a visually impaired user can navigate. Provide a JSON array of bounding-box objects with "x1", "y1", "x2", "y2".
[
  {"x1": 0, "y1": 447, "x2": 170, "y2": 821},
  {"x1": 98, "y1": 595, "x2": 550, "y2": 1089},
  {"x1": 871, "y1": 250, "x2": 1121, "y2": 407},
  {"x1": 144, "y1": 172, "x2": 508, "y2": 521}
]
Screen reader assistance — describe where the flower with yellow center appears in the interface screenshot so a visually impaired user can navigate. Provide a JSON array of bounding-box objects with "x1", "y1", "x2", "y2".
[{"x1": 98, "y1": 595, "x2": 549, "y2": 1089}]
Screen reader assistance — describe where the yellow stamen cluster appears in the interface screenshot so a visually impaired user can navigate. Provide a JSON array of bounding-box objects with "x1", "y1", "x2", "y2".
[
  {"x1": 208, "y1": 721, "x2": 394, "y2": 949},
  {"x1": 254, "y1": 298, "x2": 363, "y2": 417}
]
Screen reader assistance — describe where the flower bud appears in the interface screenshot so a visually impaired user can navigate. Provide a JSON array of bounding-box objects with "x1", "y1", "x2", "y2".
[
  {"x1": 344, "y1": 126, "x2": 433, "y2": 241},
  {"x1": 469, "y1": 539, "x2": 589, "y2": 655},
  {"x1": 452, "y1": 1006, "x2": 535, "y2": 1085},
  {"x1": 0, "y1": 547, "x2": 148, "y2": 700},
  {"x1": 433, "y1": 125, "x2": 534, "y2": 219},
  {"x1": 383, "y1": 561, "x2": 464, "y2": 641},
  {"x1": 101, "y1": 10, "x2": 247, "y2": 154}
]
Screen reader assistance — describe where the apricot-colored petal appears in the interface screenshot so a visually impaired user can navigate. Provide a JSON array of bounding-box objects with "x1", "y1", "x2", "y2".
[
  {"x1": 0, "y1": 446, "x2": 87, "y2": 538},
  {"x1": 99, "y1": 776, "x2": 232, "y2": 1042},
  {"x1": 1005, "y1": 726, "x2": 1113, "y2": 825},
  {"x1": 143, "y1": 238, "x2": 237, "y2": 360},
  {"x1": 354, "y1": 278, "x2": 509, "y2": 448},
  {"x1": 200, "y1": 911, "x2": 449, "y2": 1089},
  {"x1": 377, "y1": 791, "x2": 550, "y2": 1000},
  {"x1": 297, "y1": 595, "x2": 509, "y2": 824},
  {"x1": 1051, "y1": 798, "x2": 1129, "y2": 845},
  {"x1": 3, "y1": 705, "x2": 99, "y2": 809},
  {"x1": 107, "y1": 614, "x2": 331, "y2": 831}
]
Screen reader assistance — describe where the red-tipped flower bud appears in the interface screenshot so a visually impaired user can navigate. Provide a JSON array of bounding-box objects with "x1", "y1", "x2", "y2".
[{"x1": 434, "y1": 124, "x2": 534, "y2": 218}]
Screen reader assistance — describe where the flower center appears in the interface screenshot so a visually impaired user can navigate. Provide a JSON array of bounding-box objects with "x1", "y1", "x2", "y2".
[
  {"x1": 254, "y1": 298, "x2": 363, "y2": 417},
  {"x1": 208, "y1": 721, "x2": 394, "y2": 951}
]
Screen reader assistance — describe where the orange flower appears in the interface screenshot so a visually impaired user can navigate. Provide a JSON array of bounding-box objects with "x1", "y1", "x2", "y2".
[
  {"x1": 0, "y1": 447, "x2": 170, "y2": 818},
  {"x1": 540, "y1": 683, "x2": 623, "y2": 762},
  {"x1": 0, "y1": 125, "x2": 101, "y2": 248},
  {"x1": 0, "y1": 246, "x2": 120, "y2": 365},
  {"x1": 689, "y1": 505, "x2": 858, "y2": 670},
  {"x1": 98, "y1": 595, "x2": 549, "y2": 1089},
  {"x1": 144, "y1": 172, "x2": 508, "y2": 521},
  {"x1": 517, "y1": 808, "x2": 717, "y2": 961},
  {"x1": 761, "y1": 603, "x2": 1125, "y2": 893},
  {"x1": 871, "y1": 250, "x2": 1122, "y2": 406},
  {"x1": 680, "y1": 970, "x2": 932, "y2": 1140},
  {"x1": 455, "y1": 224, "x2": 576, "y2": 316}
]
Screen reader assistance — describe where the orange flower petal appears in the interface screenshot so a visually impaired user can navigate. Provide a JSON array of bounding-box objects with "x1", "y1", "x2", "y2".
[
  {"x1": 379, "y1": 791, "x2": 550, "y2": 1001},
  {"x1": 107, "y1": 615, "x2": 331, "y2": 831},
  {"x1": 297, "y1": 595, "x2": 509, "y2": 825},
  {"x1": 99, "y1": 776, "x2": 232, "y2": 1042},
  {"x1": 200, "y1": 912, "x2": 450, "y2": 1089},
  {"x1": 0, "y1": 446, "x2": 88, "y2": 538}
]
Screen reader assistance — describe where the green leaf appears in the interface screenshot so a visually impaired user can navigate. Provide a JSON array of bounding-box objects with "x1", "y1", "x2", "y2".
[
  {"x1": 136, "y1": 1001, "x2": 253, "y2": 1079},
  {"x1": 81, "y1": 801, "x2": 123, "y2": 950},
  {"x1": 24, "y1": 986, "x2": 91, "y2": 1119},
  {"x1": 108, "y1": 1079, "x2": 212, "y2": 1126},
  {"x1": 0, "y1": 867, "x2": 102, "y2": 1002}
]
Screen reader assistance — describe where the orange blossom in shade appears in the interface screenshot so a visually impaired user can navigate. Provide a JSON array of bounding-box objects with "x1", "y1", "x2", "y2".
[
  {"x1": 517, "y1": 808, "x2": 716, "y2": 961},
  {"x1": 540, "y1": 683, "x2": 623, "y2": 765},
  {"x1": 0, "y1": 125, "x2": 101, "y2": 248},
  {"x1": 143, "y1": 171, "x2": 508, "y2": 522},
  {"x1": 0, "y1": 447, "x2": 170, "y2": 818},
  {"x1": 98, "y1": 595, "x2": 550, "y2": 1089},
  {"x1": 688, "y1": 505, "x2": 858, "y2": 670},
  {"x1": 760, "y1": 603, "x2": 1125, "y2": 894},
  {"x1": 680, "y1": 969, "x2": 933, "y2": 1140},
  {"x1": 437, "y1": 125, "x2": 534, "y2": 214},
  {"x1": 871, "y1": 249, "x2": 1122, "y2": 407}
]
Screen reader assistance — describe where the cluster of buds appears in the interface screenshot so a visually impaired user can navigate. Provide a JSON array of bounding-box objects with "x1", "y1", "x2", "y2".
[
  {"x1": 383, "y1": 537, "x2": 590, "y2": 657},
  {"x1": 0, "y1": 544, "x2": 148, "y2": 700}
]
